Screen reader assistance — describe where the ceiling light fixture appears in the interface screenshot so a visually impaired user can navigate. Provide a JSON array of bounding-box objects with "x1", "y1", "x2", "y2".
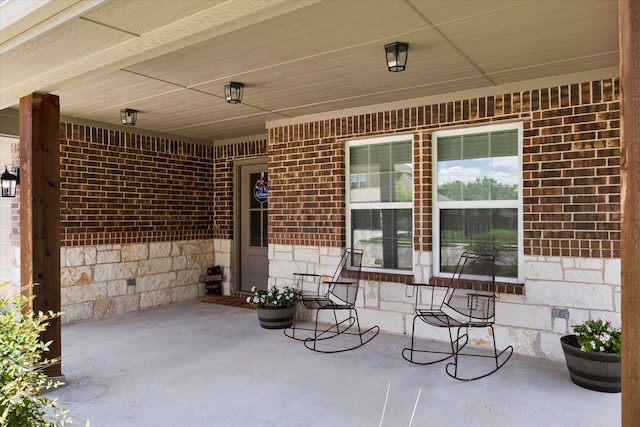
[
  {"x1": 1, "y1": 166, "x2": 19, "y2": 198},
  {"x1": 385, "y1": 42, "x2": 409, "y2": 72},
  {"x1": 120, "y1": 108, "x2": 138, "y2": 126},
  {"x1": 224, "y1": 81, "x2": 244, "y2": 104}
]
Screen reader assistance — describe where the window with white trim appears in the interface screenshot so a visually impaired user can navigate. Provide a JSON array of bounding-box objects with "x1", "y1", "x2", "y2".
[
  {"x1": 433, "y1": 123, "x2": 523, "y2": 281},
  {"x1": 347, "y1": 136, "x2": 413, "y2": 272}
]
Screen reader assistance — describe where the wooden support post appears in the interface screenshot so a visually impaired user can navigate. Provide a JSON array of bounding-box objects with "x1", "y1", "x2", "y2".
[
  {"x1": 19, "y1": 93, "x2": 62, "y2": 378},
  {"x1": 619, "y1": 0, "x2": 640, "y2": 424}
]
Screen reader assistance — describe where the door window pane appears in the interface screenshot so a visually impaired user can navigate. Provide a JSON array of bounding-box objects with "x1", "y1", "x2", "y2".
[{"x1": 249, "y1": 172, "x2": 268, "y2": 247}]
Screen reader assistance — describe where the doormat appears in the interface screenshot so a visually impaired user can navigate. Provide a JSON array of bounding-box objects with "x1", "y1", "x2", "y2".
[{"x1": 201, "y1": 295, "x2": 254, "y2": 310}]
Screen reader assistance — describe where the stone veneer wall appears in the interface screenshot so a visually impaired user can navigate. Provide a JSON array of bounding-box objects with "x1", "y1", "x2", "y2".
[
  {"x1": 60, "y1": 239, "x2": 215, "y2": 324},
  {"x1": 265, "y1": 78, "x2": 621, "y2": 361},
  {"x1": 269, "y1": 245, "x2": 620, "y2": 360}
]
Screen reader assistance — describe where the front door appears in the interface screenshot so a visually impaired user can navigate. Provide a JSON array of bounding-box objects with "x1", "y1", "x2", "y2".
[{"x1": 236, "y1": 160, "x2": 269, "y2": 293}]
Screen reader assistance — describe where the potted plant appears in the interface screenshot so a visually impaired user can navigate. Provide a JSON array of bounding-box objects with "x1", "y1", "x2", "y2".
[
  {"x1": 560, "y1": 318, "x2": 621, "y2": 393},
  {"x1": 246, "y1": 286, "x2": 302, "y2": 329}
]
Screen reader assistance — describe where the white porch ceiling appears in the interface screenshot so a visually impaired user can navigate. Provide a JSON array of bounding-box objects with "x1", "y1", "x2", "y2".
[{"x1": 0, "y1": 0, "x2": 619, "y2": 143}]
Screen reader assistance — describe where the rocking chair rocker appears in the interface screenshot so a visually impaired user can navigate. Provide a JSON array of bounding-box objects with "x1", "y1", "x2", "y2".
[
  {"x1": 284, "y1": 248, "x2": 380, "y2": 353},
  {"x1": 401, "y1": 252, "x2": 513, "y2": 381}
]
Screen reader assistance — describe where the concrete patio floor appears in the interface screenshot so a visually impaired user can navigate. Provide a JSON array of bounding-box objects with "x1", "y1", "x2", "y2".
[{"x1": 46, "y1": 298, "x2": 621, "y2": 427}]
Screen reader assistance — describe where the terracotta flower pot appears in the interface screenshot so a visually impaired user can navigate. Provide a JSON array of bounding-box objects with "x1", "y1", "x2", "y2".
[{"x1": 560, "y1": 335, "x2": 621, "y2": 393}]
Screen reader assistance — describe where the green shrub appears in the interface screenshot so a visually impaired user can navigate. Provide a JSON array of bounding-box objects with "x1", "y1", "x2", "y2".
[{"x1": 0, "y1": 283, "x2": 69, "y2": 426}]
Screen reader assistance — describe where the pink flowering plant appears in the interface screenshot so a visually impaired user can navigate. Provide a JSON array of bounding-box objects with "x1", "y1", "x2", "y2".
[
  {"x1": 573, "y1": 318, "x2": 621, "y2": 357},
  {"x1": 246, "y1": 286, "x2": 301, "y2": 309}
]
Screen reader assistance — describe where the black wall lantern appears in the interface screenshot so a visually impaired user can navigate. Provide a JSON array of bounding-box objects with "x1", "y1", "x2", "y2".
[
  {"x1": 224, "y1": 81, "x2": 244, "y2": 104},
  {"x1": 385, "y1": 42, "x2": 409, "y2": 72},
  {"x1": 1, "y1": 166, "x2": 19, "y2": 198},
  {"x1": 120, "y1": 108, "x2": 138, "y2": 126}
]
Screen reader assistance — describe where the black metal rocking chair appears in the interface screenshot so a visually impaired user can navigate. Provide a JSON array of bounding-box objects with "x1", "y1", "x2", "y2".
[
  {"x1": 284, "y1": 248, "x2": 380, "y2": 353},
  {"x1": 401, "y1": 252, "x2": 513, "y2": 381}
]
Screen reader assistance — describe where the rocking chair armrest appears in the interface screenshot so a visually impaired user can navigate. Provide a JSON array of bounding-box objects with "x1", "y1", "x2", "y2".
[
  {"x1": 293, "y1": 273, "x2": 322, "y2": 278},
  {"x1": 323, "y1": 280, "x2": 356, "y2": 286}
]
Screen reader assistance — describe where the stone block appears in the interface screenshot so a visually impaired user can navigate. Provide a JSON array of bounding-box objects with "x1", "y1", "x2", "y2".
[
  {"x1": 173, "y1": 241, "x2": 206, "y2": 256},
  {"x1": 61, "y1": 282, "x2": 107, "y2": 305},
  {"x1": 360, "y1": 308, "x2": 404, "y2": 334},
  {"x1": 140, "y1": 289, "x2": 172, "y2": 308},
  {"x1": 604, "y1": 258, "x2": 621, "y2": 285},
  {"x1": 412, "y1": 265, "x2": 431, "y2": 284},
  {"x1": 177, "y1": 268, "x2": 201, "y2": 286},
  {"x1": 525, "y1": 259, "x2": 563, "y2": 281},
  {"x1": 498, "y1": 293, "x2": 526, "y2": 304},
  {"x1": 379, "y1": 281, "x2": 416, "y2": 303},
  {"x1": 318, "y1": 252, "x2": 342, "y2": 271},
  {"x1": 136, "y1": 272, "x2": 176, "y2": 292},
  {"x1": 149, "y1": 242, "x2": 172, "y2": 258},
  {"x1": 173, "y1": 255, "x2": 187, "y2": 270},
  {"x1": 61, "y1": 266, "x2": 92, "y2": 287},
  {"x1": 273, "y1": 249, "x2": 293, "y2": 261},
  {"x1": 498, "y1": 302, "x2": 551, "y2": 330},
  {"x1": 499, "y1": 326, "x2": 537, "y2": 357},
  {"x1": 171, "y1": 284, "x2": 199, "y2": 302},
  {"x1": 61, "y1": 302, "x2": 93, "y2": 325},
  {"x1": 139, "y1": 257, "x2": 173, "y2": 275},
  {"x1": 293, "y1": 246, "x2": 319, "y2": 263},
  {"x1": 362, "y1": 280, "x2": 379, "y2": 307},
  {"x1": 614, "y1": 288, "x2": 621, "y2": 312},
  {"x1": 97, "y1": 248, "x2": 121, "y2": 264},
  {"x1": 65, "y1": 246, "x2": 96, "y2": 267},
  {"x1": 215, "y1": 252, "x2": 230, "y2": 269},
  {"x1": 215, "y1": 238, "x2": 231, "y2": 254},
  {"x1": 379, "y1": 300, "x2": 413, "y2": 314},
  {"x1": 571, "y1": 257, "x2": 604, "y2": 270},
  {"x1": 186, "y1": 253, "x2": 212, "y2": 268},
  {"x1": 121, "y1": 243, "x2": 149, "y2": 262},
  {"x1": 93, "y1": 261, "x2": 138, "y2": 282},
  {"x1": 93, "y1": 295, "x2": 140, "y2": 318},
  {"x1": 526, "y1": 280, "x2": 614, "y2": 310},
  {"x1": 564, "y1": 268, "x2": 603, "y2": 284},
  {"x1": 552, "y1": 317, "x2": 570, "y2": 334},
  {"x1": 107, "y1": 280, "x2": 128, "y2": 297},
  {"x1": 539, "y1": 332, "x2": 566, "y2": 360}
]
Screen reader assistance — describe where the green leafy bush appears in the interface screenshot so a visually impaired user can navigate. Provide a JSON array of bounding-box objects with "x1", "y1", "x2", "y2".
[{"x1": 0, "y1": 283, "x2": 69, "y2": 426}]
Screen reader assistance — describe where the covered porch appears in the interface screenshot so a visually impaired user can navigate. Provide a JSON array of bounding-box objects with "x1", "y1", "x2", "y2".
[{"x1": 47, "y1": 298, "x2": 620, "y2": 426}]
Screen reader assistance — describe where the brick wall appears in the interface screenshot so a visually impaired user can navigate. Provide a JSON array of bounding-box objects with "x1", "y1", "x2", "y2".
[
  {"x1": 60, "y1": 123, "x2": 216, "y2": 246},
  {"x1": 267, "y1": 78, "x2": 620, "y2": 260}
]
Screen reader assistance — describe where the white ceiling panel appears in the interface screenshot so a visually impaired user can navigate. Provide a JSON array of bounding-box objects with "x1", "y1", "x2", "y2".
[
  {"x1": 1, "y1": 17, "x2": 133, "y2": 85},
  {"x1": 81, "y1": 0, "x2": 225, "y2": 36},
  {"x1": 0, "y1": 0, "x2": 620, "y2": 144}
]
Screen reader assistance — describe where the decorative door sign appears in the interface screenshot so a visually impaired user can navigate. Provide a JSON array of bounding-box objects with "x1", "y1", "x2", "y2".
[{"x1": 254, "y1": 172, "x2": 268, "y2": 203}]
